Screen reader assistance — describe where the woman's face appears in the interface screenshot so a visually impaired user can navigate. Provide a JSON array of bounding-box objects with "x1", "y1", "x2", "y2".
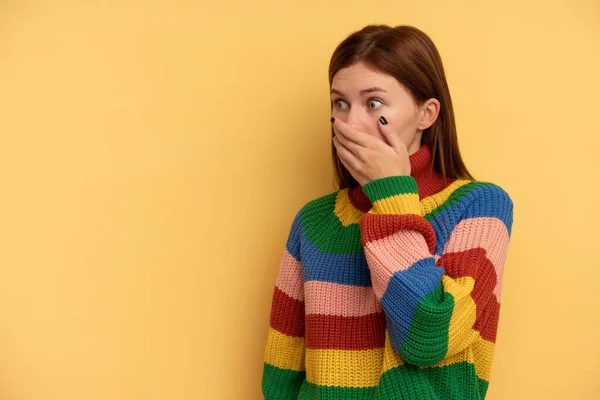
[{"x1": 330, "y1": 61, "x2": 438, "y2": 154}]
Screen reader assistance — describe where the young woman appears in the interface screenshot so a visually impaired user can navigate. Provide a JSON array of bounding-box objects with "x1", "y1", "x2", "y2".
[{"x1": 261, "y1": 24, "x2": 514, "y2": 400}]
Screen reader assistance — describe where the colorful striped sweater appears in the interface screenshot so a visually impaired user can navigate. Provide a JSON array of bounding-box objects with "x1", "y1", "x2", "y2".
[{"x1": 261, "y1": 143, "x2": 514, "y2": 400}]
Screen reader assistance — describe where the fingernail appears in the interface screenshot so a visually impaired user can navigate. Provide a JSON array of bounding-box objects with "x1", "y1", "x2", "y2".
[
  {"x1": 330, "y1": 117, "x2": 335, "y2": 123},
  {"x1": 379, "y1": 116, "x2": 387, "y2": 125}
]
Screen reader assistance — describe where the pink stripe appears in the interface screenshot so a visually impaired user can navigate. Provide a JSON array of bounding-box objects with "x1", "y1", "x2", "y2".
[
  {"x1": 442, "y1": 217, "x2": 510, "y2": 301},
  {"x1": 363, "y1": 230, "x2": 431, "y2": 299},
  {"x1": 304, "y1": 281, "x2": 383, "y2": 316},
  {"x1": 275, "y1": 249, "x2": 304, "y2": 301}
]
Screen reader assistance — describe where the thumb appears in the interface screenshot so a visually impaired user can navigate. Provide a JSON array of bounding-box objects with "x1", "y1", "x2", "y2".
[{"x1": 378, "y1": 116, "x2": 405, "y2": 152}]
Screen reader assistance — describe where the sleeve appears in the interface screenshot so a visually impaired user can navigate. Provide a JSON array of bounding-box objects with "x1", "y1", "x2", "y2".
[
  {"x1": 359, "y1": 175, "x2": 514, "y2": 367},
  {"x1": 261, "y1": 210, "x2": 306, "y2": 400}
]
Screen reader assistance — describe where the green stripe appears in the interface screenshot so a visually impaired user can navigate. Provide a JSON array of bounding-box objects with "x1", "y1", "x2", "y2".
[
  {"x1": 262, "y1": 363, "x2": 306, "y2": 400},
  {"x1": 300, "y1": 191, "x2": 364, "y2": 253},
  {"x1": 478, "y1": 377, "x2": 490, "y2": 399},
  {"x1": 282, "y1": 361, "x2": 489, "y2": 399},
  {"x1": 299, "y1": 180, "x2": 497, "y2": 254},
  {"x1": 377, "y1": 362, "x2": 437, "y2": 398},
  {"x1": 298, "y1": 380, "x2": 376, "y2": 398},
  {"x1": 362, "y1": 175, "x2": 419, "y2": 202},
  {"x1": 402, "y1": 283, "x2": 453, "y2": 365},
  {"x1": 379, "y1": 361, "x2": 488, "y2": 400},
  {"x1": 423, "y1": 181, "x2": 495, "y2": 222}
]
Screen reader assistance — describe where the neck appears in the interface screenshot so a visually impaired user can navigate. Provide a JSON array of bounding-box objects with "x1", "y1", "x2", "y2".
[{"x1": 348, "y1": 143, "x2": 454, "y2": 212}]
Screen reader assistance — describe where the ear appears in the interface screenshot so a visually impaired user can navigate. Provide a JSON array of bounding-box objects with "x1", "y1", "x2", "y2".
[{"x1": 417, "y1": 98, "x2": 440, "y2": 131}]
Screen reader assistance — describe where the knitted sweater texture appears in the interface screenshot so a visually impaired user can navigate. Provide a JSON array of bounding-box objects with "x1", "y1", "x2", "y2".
[{"x1": 261, "y1": 143, "x2": 514, "y2": 400}]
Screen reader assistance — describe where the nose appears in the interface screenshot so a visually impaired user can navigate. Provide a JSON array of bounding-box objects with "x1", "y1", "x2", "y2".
[
  {"x1": 345, "y1": 108, "x2": 368, "y2": 132},
  {"x1": 343, "y1": 108, "x2": 384, "y2": 142}
]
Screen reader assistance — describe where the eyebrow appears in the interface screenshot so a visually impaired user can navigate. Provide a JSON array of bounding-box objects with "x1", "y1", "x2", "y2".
[{"x1": 330, "y1": 87, "x2": 388, "y2": 96}]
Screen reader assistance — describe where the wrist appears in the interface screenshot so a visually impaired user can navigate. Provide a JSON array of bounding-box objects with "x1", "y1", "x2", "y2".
[{"x1": 362, "y1": 175, "x2": 420, "y2": 215}]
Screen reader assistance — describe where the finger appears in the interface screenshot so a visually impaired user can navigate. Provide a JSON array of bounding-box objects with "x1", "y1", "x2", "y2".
[
  {"x1": 333, "y1": 118, "x2": 371, "y2": 147},
  {"x1": 333, "y1": 130, "x2": 362, "y2": 156},
  {"x1": 336, "y1": 147, "x2": 358, "y2": 180},
  {"x1": 333, "y1": 136, "x2": 360, "y2": 168},
  {"x1": 377, "y1": 116, "x2": 406, "y2": 152}
]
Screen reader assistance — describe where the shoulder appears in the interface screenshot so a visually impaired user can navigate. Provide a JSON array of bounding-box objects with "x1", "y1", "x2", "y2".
[
  {"x1": 286, "y1": 187, "x2": 343, "y2": 236},
  {"x1": 282, "y1": 189, "x2": 343, "y2": 260},
  {"x1": 298, "y1": 187, "x2": 344, "y2": 217},
  {"x1": 457, "y1": 179, "x2": 513, "y2": 204},
  {"x1": 454, "y1": 179, "x2": 514, "y2": 233}
]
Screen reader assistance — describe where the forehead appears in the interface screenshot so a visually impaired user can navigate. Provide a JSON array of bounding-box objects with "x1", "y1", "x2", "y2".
[{"x1": 332, "y1": 62, "x2": 399, "y2": 90}]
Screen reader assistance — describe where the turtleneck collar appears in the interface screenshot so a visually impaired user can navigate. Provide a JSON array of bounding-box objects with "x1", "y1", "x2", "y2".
[{"x1": 348, "y1": 142, "x2": 456, "y2": 213}]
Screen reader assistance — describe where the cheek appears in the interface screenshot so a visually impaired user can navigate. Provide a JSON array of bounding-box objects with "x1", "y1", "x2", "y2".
[
  {"x1": 387, "y1": 109, "x2": 416, "y2": 130},
  {"x1": 381, "y1": 116, "x2": 415, "y2": 143},
  {"x1": 382, "y1": 113, "x2": 407, "y2": 133}
]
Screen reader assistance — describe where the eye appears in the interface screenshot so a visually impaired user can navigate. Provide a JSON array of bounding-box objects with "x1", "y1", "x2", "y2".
[
  {"x1": 333, "y1": 99, "x2": 348, "y2": 110},
  {"x1": 332, "y1": 98, "x2": 384, "y2": 111},
  {"x1": 368, "y1": 99, "x2": 383, "y2": 110}
]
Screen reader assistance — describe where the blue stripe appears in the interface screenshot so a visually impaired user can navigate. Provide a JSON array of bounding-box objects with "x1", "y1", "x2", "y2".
[
  {"x1": 301, "y1": 236, "x2": 372, "y2": 285},
  {"x1": 286, "y1": 210, "x2": 372, "y2": 286},
  {"x1": 284, "y1": 210, "x2": 303, "y2": 261},
  {"x1": 461, "y1": 184, "x2": 513, "y2": 234},
  {"x1": 287, "y1": 183, "x2": 512, "y2": 289},
  {"x1": 428, "y1": 183, "x2": 514, "y2": 254},
  {"x1": 380, "y1": 258, "x2": 444, "y2": 350}
]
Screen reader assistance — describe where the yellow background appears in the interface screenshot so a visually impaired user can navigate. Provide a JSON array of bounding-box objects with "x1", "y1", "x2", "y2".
[{"x1": 1, "y1": 1, "x2": 598, "y2": 399}]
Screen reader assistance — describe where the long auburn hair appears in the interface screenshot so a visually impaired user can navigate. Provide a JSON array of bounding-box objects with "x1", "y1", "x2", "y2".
[{"x1": 329, "y1": 24, "x2": 475, "y2": 190}]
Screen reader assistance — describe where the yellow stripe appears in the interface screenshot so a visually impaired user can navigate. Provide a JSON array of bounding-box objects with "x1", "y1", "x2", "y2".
[
  {"x1": 420, "y1": 179, "x2": 471, "y2": 216},
  {"x1": 369, "y1": 192, "x2": 420, "y2": 215},
  {"x1": 418, "y1": 335, "x2": 495, "y2": 382},
  {"x1": 334, "y1": 188, "x2": 364, "y2": 227},
  {"x1": 443, "y1": 275, "x2": 479, "y2": 357},
  {"x1": 335, "y1": 179, "x2": 472, "y2": 227},
  {"x1": 264, "y1": 327, "x2": 305, "y2": 371},
  {"x1": 381, "y1": 330, "x2": 405, "y2": 373},
  {"x1": 305, "y1": 347, "x2": 384, "y2": 387},
  {"x1": 471, "y1": 336, "x2": 495, "y2": 381},
  {"x1": 300, "y1": 328, "x2": 494, "y2": 385},
  {"x1": 380, "y1": 274, "x2": 494, "y2": 382},
  {"x1": 418, "y1": 275, "x2": 494, "y2": 382}
]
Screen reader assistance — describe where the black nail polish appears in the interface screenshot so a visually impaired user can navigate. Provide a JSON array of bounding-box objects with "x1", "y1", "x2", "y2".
[
  {"x1": 379, "y1": 116, "x2": 387, "y2": 125},
  {"x1": 330, "y1": 117, "x2": 335, "y2": 123}
]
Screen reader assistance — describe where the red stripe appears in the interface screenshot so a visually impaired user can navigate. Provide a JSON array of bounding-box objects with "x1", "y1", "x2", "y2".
[
  {"x1": 475, "y1": 298, "x2": 500, "y2": 342},
  {"x1": 305, "y1": 312, "x2": 386, "y2": 350},
  {"x1": 437, "y1": 247, "x2": 499, "y2": 343},
  {"x1": 270, "y1": 286, "x2": 305, "y2": 337},
  {"x1": 361, "y1": 214, "x2": 436, "y2": 254}
]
